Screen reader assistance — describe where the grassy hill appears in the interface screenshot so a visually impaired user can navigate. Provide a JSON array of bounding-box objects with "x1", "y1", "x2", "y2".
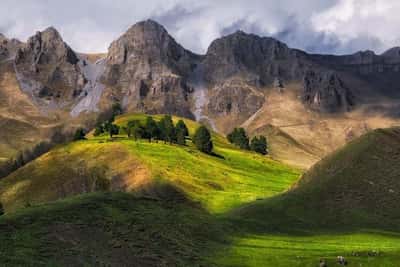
[
  {"x1": 0, "y1": 113, "x2": 299, "y2": 213},
  {"x1": 2, "y1": 116, "x2": 400, "y2": 266},
  {"x1": 222, "y1": 127, "x2": 400, "y2": 266},
  {"x1": 236, "y1": 127, "x2": 400, "y2": 229}
]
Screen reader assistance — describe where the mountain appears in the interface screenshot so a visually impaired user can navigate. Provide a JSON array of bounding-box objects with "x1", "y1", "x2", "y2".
[
  {"x1": 1, "y1": 19, "x2": 400, "y2": 168},
  {"x1": 101, "y1": 20, "x2": 201, "y2": 118}
]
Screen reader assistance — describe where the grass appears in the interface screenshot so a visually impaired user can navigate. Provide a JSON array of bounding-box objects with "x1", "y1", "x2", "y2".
[
  {"x1": 1, "y1": 115, "x2": 400, "y2": 266},
  {"x1": 213, "y1": 232, "x2": 400, "y2": 267}
]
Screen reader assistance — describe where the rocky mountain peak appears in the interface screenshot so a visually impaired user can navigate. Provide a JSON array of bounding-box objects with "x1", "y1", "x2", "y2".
[
  {"x1": 203, "y1": 31, "x2": 302, "y2": 85},
  {"x1": 381, "y1": 47, "x2": 400, "y2": 63},
  {"x1": 14, "y1": 27, "x2": 85, "y2": 103},
  {"x1": 106, "y1": 19, "x2": 197, "y2": 74},
  {"x1": 102, "y1": 19, "x2": 199, "y2": 118},
  {"x1": 18, "y1": 26, "x2": 79, "y2": 66}
]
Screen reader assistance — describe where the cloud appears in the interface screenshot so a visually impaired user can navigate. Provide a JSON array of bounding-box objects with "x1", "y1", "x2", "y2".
[{"x1": 0, "y1": 0, "x2": 398, "y2": 55}]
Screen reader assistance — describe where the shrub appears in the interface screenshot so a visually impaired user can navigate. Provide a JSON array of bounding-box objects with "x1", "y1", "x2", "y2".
[
  {"x1": 250, "y1": 136, "x2": 268, "y2": 155},
  {"x1": 227, "y1": 128, "x2": 250, "y2": 150}
]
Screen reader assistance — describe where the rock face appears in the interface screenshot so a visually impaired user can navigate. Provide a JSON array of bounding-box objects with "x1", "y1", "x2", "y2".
[
  {"x1": 207, "y1": 79, "x2": 265, "y2": 117},
  {"x1": 302, "y1": 70, "x2": 354, "y2": 112},
  {"x1": 203, "y1": 31, "x2": 307, "y2": 86},
  {"x1": 14, "y1": 27, "x2": 85, "y2": 102},
  {"x1": 102, "y1": 20, "x2": 200, "y2": 118},
  {"x1": 3, "y1": 20, "x2": 400, "y2": 132},
  {"x1": 0, "y1": 34, "x2": 22, "y2": 61}
]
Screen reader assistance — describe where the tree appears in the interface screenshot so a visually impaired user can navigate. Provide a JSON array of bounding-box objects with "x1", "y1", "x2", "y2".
[
  {"x1": 127, "y1": 120, "x2": 144, "y2": 140},
  {"x1": 160, "y1": 115, "x2": 176, "y2": 144},
  {"x1": 227, "y1": 128, "x2": 250, "y2": 150},
  {"x1": 250, "y1": 135, "x2": 268, "y2": 155},
  {"x1": 108, "y1": 124, "x2": 119, "y2": 138},
  {"x1": 176, "y1": 120, "x2": 189, "y2": 137},
  {"x1": 145, "y1": 116, "x2": 160, "y2": 142},
  {"x1": 193, "y1": 126, "x2": 213, "y2": 154},
  {"x1": 0, "y1": 202, "x2": 4, "y2": 216},
  {"x1": 73, "y1": 128, "x2": 86, "y2": 141},
  {"x1": 93, "y1": 123, "x2": 104, "y2": 136},
  {"x1": 176, "y1": 129, "x2": 186, "y2": 145}
]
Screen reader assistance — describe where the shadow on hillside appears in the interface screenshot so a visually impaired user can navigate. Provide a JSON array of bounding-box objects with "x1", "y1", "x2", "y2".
[
  {"x1": 0, "y1": 181, "x2": 231, "y2": 267},
  {"x1": 225, "y1": 191, "x2": 400, "y2": 235},
  {"x1": 210, "y1": 151, "x2": 225, "y2": 159}
]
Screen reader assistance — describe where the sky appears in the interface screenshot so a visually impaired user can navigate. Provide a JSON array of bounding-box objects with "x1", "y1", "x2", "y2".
[{"x1": 0, "y1": 0, "x2": 399, "y2": 55}]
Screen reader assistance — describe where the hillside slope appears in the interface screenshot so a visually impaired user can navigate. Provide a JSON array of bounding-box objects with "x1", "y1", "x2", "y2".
[
  {"x1": 2, "y1": 121, "x2": 400, "y2": 266},
  {"x1": 0, "y1": 114, "x2": 299, "y2": 213},
  {"x1": 237, "y1": 127, "x2": 400, "y2": 230}
]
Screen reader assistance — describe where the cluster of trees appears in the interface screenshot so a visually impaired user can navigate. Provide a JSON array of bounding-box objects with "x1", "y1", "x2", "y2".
[
  {"x1": 122, "y1": 115, "x2": 190, "y2": 145},
  {"x1": 227, "y1": 127, "x2": 268, "y2": 155},
  {"x1": 0, "y1": 131, "x2": 69, "y2": 179},
  {"x1": 92, "y1": 114, "x2": 214, "y2": 154}
]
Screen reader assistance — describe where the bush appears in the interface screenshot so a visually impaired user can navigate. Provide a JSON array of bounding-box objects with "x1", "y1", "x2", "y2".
[
  {"x1": 227, "y1": 128, "x2": 250, "y2": 150},
  {"x1": 250, "y1": 136, "x2": 268, "y2": 155},
  {"x1": 193, "y1": 126, "x2": 213, "y2": 154}
]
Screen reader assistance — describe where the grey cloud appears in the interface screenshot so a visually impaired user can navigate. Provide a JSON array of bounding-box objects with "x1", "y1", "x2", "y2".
[{"x1": 0, "y1": 0, "x2": 398, "y2": 55}]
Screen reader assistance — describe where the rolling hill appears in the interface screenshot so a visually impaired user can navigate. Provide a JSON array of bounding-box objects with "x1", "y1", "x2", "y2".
[
  {"x1": 1, "y1": 115, "x2": 400, "y2": 266},
  {"x1": 0, "y1": 114, "x2": 299, "y2": 214}
]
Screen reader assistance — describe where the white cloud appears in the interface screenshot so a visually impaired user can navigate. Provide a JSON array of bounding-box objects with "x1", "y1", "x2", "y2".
[
  {"x1": 312, "y1": 0, "x2": 400, "y2": 53},
  {"x1": 0, "y1": 0, "x2": 399, "y2": 54}
]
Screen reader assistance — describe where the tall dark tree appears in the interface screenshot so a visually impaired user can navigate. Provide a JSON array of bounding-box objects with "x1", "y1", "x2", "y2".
[
  {"x1": 176, "y1": 129, "x2": 186, "y2": 145},
  {"x1": 145, "y1": 116, "x2": 160, "y2": 142},
  {"x1": 227, "y1": 128, "x2": 250, "y2": 150},
  {"x1": 176, "y1": 120, "x2": 189, "y2": 137},
  {"x1": 250, "y1": 136, "x2": 268, "y2": 155},
  {"x1": 73, "y1": 128, "x2": 86, "y2": 141},
  {"x1": 108, "y1": 124, "x2": 120, "y2": 138},
  {"x1": 160, "y1": 115, "x2": 176, "y2": 144},
  {"x1": 193, "y1": 126, "x2": 213, "y2": 154},
  {"x1": 127, "y1": 120, "x2": 144, "y2": 140},
  {"x1": 0, "y1": 202, "x2": 3, "y2": 216}
]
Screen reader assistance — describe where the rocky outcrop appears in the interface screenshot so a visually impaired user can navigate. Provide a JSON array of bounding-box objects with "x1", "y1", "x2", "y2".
[
  {"x1": 102, "y1": 20, "x2": 200, "y2": 118},
  {"x1": 207, "y1": 79, "x2": 265, "y2": 117},
  {"x1": 0, "y1": 34, "x2": 22, "y2": 61},
  {"x1": 14, "y1": 27, "x2": 85, "y2": 102},
  {"x1": 203, "y1": 31, "x2": 308, "y2": 86},
  {"x1": 302, "y1": 70, "x2": 354, "y2": 112}
]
